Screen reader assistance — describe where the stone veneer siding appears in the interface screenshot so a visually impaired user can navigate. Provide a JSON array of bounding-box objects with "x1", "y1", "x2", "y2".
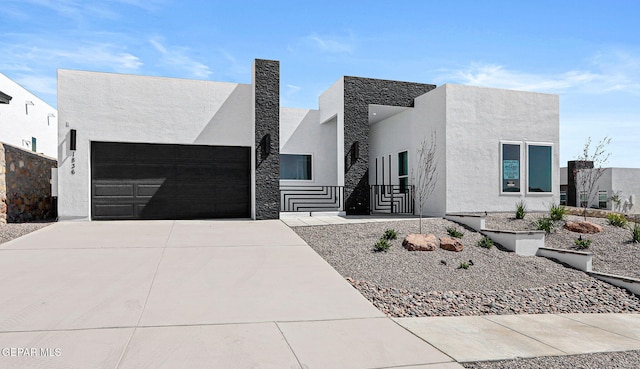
[
  {"x1": 253, "y1": 59, "x2": 280, "y2": 219},
  {"x1": 342, "y1": 77, "x2": 436, "y2": 214},
  {"x1": 0, "y1": 142, "x2": 57, "y2": 223}
]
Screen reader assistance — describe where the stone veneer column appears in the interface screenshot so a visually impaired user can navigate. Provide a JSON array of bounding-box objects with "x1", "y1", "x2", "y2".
[
  {"x1": 342, "y1": 77, "x2": 436, "y2": 215},
  {"x1": 253, "y1": 59, "x2": 280, "y2": 220},
  {"x1": 567, "y1": 160, "x2": 594, "y2": 207}
]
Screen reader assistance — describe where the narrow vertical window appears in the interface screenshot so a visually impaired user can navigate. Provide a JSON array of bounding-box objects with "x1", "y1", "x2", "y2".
[
  {"x1": 31, "y1": 137, "x2": 37, "y2": 152},
  {"x1": 398, "y1": 151, "x2": 408, "y2": 192},
  {"x1": 502, "y1": 143, "x2": 520, "y2": 192},
  {"x1": 528, "y1": 145, "x2": 552, "y2": 193}
]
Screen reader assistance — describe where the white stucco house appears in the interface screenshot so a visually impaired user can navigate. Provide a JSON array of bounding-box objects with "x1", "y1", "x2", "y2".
[
  {"x1": 0, "y1": 73, "x2": 58, "y2": 158},
  {"x1": 56, "y1": 59, "x2": 559, "y2": 221},
  {"x1": 560, "y1": 165, "x2": 638, "y2": 213}
]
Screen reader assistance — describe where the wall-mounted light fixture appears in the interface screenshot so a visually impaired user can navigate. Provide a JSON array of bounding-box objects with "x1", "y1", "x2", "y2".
[
  {"x1": 350, "y1": 141, "x2": 360, "y2": 164},
  {"x1": 25, "y1": 100, "x2": 34, "y2": 115},
  {"x1": 69, "y1": 129, "x2": 77, "y2": 151},
  {"x1": 260, "y1": 133, "x2": 271, "y2": 160},
  {"x1": 47, "y1": 113, "x2": 56, "y2": 126}
]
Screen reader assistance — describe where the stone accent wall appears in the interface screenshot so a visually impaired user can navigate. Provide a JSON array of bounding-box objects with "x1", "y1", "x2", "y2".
[
  {"x1": 0, "y1": 142, "x2": 57, "y2": 223},
  {"x1": 253, "y1": 59, "x2": 280, "y2": 219},
  {"x1": 343, "y1": 77, "x2": 436, "y2": 214}
]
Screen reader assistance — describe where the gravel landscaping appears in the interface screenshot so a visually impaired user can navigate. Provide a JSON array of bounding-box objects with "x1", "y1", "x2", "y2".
[
  {"x1": 0, "y1": 222, "x2": 53, "y2": 245},
  {"x1": 294, "y1": 216, "x2": 640, "y2": 368},
  {"x1": 462, "y1": 350, "x2": 640, "y2": 369},
  {"x1": 293, "y1": 218, "x2": 640, "y2": 317},
  {"x1": 485, "y1": 213, "x2": 640, "y2": 279}
]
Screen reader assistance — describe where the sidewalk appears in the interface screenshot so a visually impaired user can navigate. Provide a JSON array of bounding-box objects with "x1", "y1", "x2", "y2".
[{"x1": 396, "y1": 313, "x2": 640, "y2": 363}]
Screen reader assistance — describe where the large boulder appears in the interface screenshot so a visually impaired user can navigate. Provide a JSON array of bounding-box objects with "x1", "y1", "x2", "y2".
[
  {"x1": 403, "y1": 234, "x2": 438, "y2": 251},
  {"x1": 440, "y1": 237, "x2": 464, "y2": 252},
  {"x1": 565, "y1": 221, "x2": 603, "y2": 234}
]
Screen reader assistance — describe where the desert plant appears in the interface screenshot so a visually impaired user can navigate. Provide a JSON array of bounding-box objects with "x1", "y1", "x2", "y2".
[
  {"x1": 458, "y1": 261, "x2": 470, "y2": 269},
  {"x1": 631, "y1": 223, "x2": 640, "y2": 244},
  {"x1": 534, "y1": 216, "x2": 555, "y2": 233},
  {"x1": 574, "y1": 236, "x2": 592, "y2": 250},
  {"x1": 607, "y1": 213, "x2": 628, "y2": 228},
  {"x1": 373, "y1": 238, "x2": 392, "y2": 252},
  {"x1": 574, "y1": 136, "x2": 611, "y2": 219},
  {"x1": 477, "y1": 236, "x2": 494, "y2": 249},
  {"x1": 445, "y1": 226, "x2": 464, "y2": 238},
  {"x1": 413, "y1": 132, "x2": 439, "y2": 234},
  {"x1": 515, "y1": 200, "x2": 527, "y2": 219},
  {"x1": 383, "y1": 228, "x2": 398, "y2": 240},
  {"x1": 609, "y1": 191, "x2": 623, "y2": 212},
  {"x1": 549, "y1": 202, "x2": 567, "y2": 221}
]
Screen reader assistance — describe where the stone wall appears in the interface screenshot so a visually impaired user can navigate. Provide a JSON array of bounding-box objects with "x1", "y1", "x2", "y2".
[
  {"x1": 0, "y1": 142, "x2": 57, "y2": 223},
  {"x1": 343, "y1": 77, "x2": 436, "y2": 214},
  {"x1": 253, "y1": 59, "x2": 280, "y2": 220}
]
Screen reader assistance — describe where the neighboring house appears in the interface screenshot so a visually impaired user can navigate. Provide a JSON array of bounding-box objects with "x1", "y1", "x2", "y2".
[
  {"x1": 0, "y1": 73, "x2": 58, "y2": 158},
  {"x1": 57, "y1": 58, "x2": 560, "y2": 221},
  {"x1": 560, "y1": 165, "x2": 638, "y2": 213}
]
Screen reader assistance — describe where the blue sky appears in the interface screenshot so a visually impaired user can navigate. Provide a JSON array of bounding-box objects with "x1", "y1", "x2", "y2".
[{"x1": 2, "y1": 0, "x2": 639, "y2": 167}]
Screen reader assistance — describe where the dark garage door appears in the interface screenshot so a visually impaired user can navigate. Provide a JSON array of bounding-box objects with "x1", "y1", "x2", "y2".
[{"x1": 91, "y1": 142, "x2": 251, "y2": 220}]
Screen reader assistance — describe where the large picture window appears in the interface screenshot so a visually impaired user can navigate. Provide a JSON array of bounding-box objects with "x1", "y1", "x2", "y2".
[
  {"x1": 501, "y1": 143, "x2": 520, "y2": 192},
  {"x1": 528, "y1": 144, "x2": 552, "y2": 193},
  {"x1": 280, "y1": 154, "x2": 312, "y2": 180}
]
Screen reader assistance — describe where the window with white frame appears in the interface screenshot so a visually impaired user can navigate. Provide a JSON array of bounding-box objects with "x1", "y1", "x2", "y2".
[
  {"x1": 501, "y1": 143, "x2": 521, "y2": 193},
  {"x1": 527, "y1": 144, "x2": 552, "y2": 193},
  {"x1": 598, "y1": 190, "x2": 608, "y2": 209},
  {"x1": 280, "y1": 154, "x2": 312, "y2": 180}
]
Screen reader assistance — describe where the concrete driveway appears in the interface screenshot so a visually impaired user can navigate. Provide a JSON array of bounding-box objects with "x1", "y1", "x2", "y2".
[{"x1": 0, "y1": 220, "x2": 460, "y2": 369}]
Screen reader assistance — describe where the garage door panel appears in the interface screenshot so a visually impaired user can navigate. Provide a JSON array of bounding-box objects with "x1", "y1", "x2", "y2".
[{"x1": 91, "y1": 142, "x2": 250, "y2": 220}]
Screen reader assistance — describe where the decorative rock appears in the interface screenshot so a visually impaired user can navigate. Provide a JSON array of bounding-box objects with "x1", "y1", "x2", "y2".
[
  {"x1": 403, "y1": 233, "x2": 438, "y2": 251},
  {"x1": 440, "y1": 237, "x2": 464, "y2": 252},
  {"x1": 565, "y1": 221, "x2": 603, "y2": 234}
]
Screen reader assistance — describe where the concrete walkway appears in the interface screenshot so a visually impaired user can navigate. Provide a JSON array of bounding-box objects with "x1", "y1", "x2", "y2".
[
  {"x1": 0, "y1": 220, "x2": 460, "y2": 369},
  {"x1": 397, "y1": 313, "x2": 640, "y2": 363},
  {"x1": 281, "y1": 214, "x2": 418, "y2": 227}
]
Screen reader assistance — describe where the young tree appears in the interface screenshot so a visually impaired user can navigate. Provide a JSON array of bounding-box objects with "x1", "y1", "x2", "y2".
[
  {"x1": 412, "y1": 132, "x2": 439, "y2": 234},
  {"x1": 574, "y1": 136, "x2": 611, "y2": 220}
]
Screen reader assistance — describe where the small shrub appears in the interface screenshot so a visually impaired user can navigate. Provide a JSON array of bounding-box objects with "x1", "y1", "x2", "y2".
[
  {"x1": 574, "y1": 236, "x2": 592, "y2": 250},
  {"x1": 445, "y1": 226, "x2": 464, "y2": 238},
  {"x1": 458, "y1": 261, "x2": 470, "y2": 270},
  {"x1": 534, "y1": 216, "x2": 555, "y2": 233},
  {"x1": 477, "y1": 236, "x2": 494, "y2": 249},
  {"x1": 631, "y1": 223, "x2": 640, "y2": 244},
  {"x1": 383, "y1": 228, "x2": 398, "y2": 240},
  {"x1": 515, "y1": 200, "x2": 527, "y2": 219},
  {"x1": 549, "y1": 203, "x2": 567, "y2": 221},
  {"x1": 607, "y1": 213, "x2": 628, "y2": 228},
  {"x1": 373, "y1": 238, "x2": 392, "y2": 252}
]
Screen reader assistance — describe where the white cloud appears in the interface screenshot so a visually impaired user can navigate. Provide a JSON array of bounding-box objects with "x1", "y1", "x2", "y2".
[
  {"x1": 440, "y1": 50, "x2": 640, "y2": 96},
  {"x1": 150, "y1": 38, "x2": 212, "y2": 79},
  {"x1": 290, "y1": 31, "x2": 356, "y2": 55},
  {"x1": 13, "y1": 74, "x2": 58, "y2": 96}
]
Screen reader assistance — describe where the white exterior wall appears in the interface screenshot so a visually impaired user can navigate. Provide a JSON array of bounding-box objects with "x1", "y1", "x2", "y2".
[
  {"x1": 57, "y1": 70, "x2": 253, "y2": 220},
  {"x1": 280, "y1": 108, "x2": 337, "y2": 186},
  {"x1": 612, "y1": 169, "x2": 640, "y2": 213},
  {"x1": 318, "y1": 78, "x2": 345, "y2": 186},
  {"x1": 368, "y1": 108, "x2": 412, "y2": 186},
  {"x1": 0, "y1": 73, "x2": 58, "y2": 158},
  {"x1": 442, "y1": 84, "x2": 559, "y2": 213}
]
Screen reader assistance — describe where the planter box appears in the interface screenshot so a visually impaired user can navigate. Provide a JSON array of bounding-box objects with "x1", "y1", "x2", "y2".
[
  {"x1": 481, "y1": 229, "x2": 545, "y2": 256},
  {"x1": 589, "y1": 271, "x2": 640, "y2": 296},
  {"x1": 536, "y1": 247, "x2": 593, "y2": 272},
  {"x1": 445, "y1": 213, "x2": 486, "y2": 232}
]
